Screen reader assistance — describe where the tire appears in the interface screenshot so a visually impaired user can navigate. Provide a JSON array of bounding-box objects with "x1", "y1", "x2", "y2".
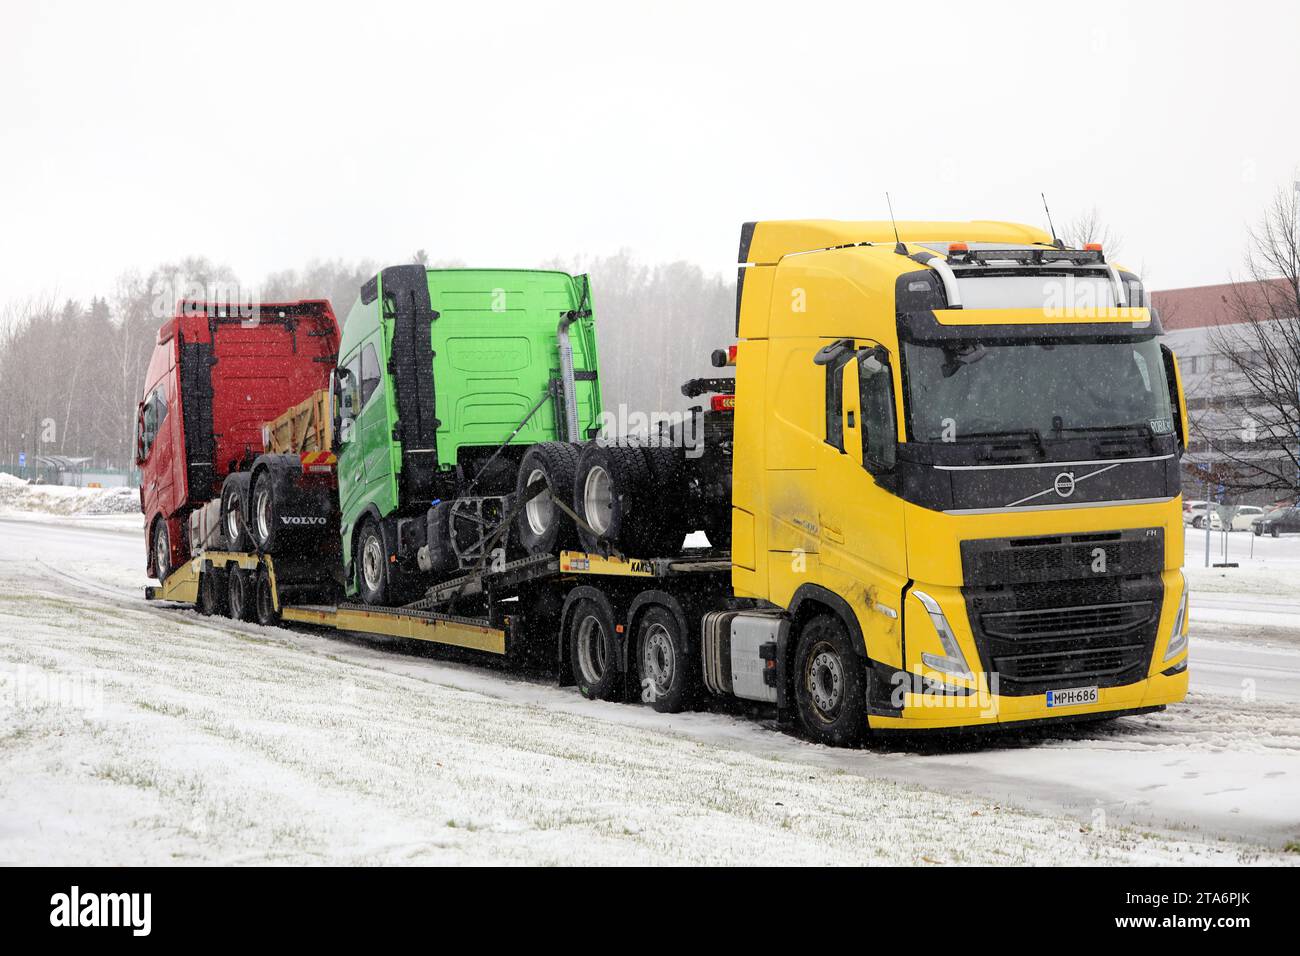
[
  {"x1": 573, "y1": 442, "x2": 652, "y2": 553},
  {"x1": 228, "y1": 567, "x2": 255, "y2": 622},
  {"x1": 150, "y1": 517, "x2": 171, "y2": 583},
  {"x1": 792, "y1": 614, "x2": 867, "y2": 747},
  {"x1": 221, "y1": 472, "x2": 252, "y2": 551},
  {"x1": 1254, "y1": 526, "x2": 1263, "y2": 536},
  {"x1": 198, "y1": 566, "x2": 228, "y2": 617},
  {"x1": 639, "y1": 446, "x2": 689, "y2": 555},
  {"x1": 355, "y1": 519, "x2": 392, "y2": 606},
  {"x1": 255, "y1": 568, "x2": 280, "y2": 626},
  {"x1": 567, "y1": 596, "x2": 620, "y2": 701},
  {"x1": 1272, "y1": 527, "x2": 1280, "y2": 538},
  {"x1": 635, "y1": 604, "x2": 696, "y2": 713},
  {"x1": 514, "y1": 442, "x2": 580, "y2": 555},
  {"x1": 1191, "y1": 517, "x2": 1203, "y2": 530},
  {"x1": 250, "y1": 470, "x2": 280, "y2": 553}
]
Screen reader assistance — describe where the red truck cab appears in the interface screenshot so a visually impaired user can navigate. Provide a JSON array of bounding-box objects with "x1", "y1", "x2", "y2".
[{"x1": 137, "y1": 300, "x2": 339, "y2": 579}]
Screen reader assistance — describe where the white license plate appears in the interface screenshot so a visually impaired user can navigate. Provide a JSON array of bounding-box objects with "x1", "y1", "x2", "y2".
[{"x1": 1046, "y1": 685, "x2": 1099, "y2": 708}]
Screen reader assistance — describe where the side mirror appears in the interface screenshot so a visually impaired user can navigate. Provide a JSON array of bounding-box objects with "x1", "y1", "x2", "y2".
[{"x1": 134, "y1": 402, "x2": 146, "y2": 465}]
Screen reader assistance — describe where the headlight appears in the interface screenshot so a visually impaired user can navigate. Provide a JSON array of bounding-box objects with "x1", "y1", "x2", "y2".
[
  {"x1": 1163, "y1": 571, "x2": 1189, "y2": 661},
  {"x1": 913, "y1": 590, "x2": 974, "y2": 679}
]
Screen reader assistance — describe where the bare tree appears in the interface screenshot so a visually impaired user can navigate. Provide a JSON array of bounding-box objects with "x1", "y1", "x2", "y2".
[
  {"x1": 1200, "y1": 184, "x2": 1300, "y2": 492},
  {"x1": 1062, "y1": 205, "x2": 1124, "y2": 261}
]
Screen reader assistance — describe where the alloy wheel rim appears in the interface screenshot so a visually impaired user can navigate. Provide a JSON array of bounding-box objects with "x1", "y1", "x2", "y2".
[
  {"x1": 806, "y1": 643, "x2": 844, "y2": 719},
  {"x1": 641, "y1": 623, "x2": 674, "y2": 695},
  {"x1": 524, "y1": 468, "x2": 552, "y2": 536},
  {"x1": 576, "y1": 615, "x2": 607, "y2": 683},
  {"x1": 583, "y1": 466, "x2": 613, "y2": 535}
]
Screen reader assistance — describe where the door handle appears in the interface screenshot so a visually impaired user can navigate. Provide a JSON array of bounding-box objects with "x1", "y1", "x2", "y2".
[
  {"x1": 821, "y1": 519, "x2": 844, "y2": 544},
  {"x1": 354, "y1": 471, "x2": 362, "y2": 483}
]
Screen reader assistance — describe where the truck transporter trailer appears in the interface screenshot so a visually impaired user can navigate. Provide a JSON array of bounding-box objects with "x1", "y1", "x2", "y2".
[{"x1": 141, "y1": 220, "x2": 1192, "y2": 744}]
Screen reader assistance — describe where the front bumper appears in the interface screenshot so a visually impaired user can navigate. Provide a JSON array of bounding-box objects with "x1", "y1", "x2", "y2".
[{"x1": 865, "y1": 666, "x2": 1188, "y2": 731}]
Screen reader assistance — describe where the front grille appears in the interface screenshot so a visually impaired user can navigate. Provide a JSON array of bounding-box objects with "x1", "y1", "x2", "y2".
[
  {"x1": 983, "y1": 601, "x2": 1154, "y2": 640},
  {"x1": 960, "y1": 533, "x2": 1164, "y2": 696},
  {"x1": 962, "y1": 529, "x2": 1163, "y2": 586},
  {"x1": 999, "y1": 645, "x2": 1145, "y2": 682}
]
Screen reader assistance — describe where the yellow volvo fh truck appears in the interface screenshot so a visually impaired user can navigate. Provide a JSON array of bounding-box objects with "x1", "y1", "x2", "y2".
[
  {"x1": 726, "y1": 219, "x2": 1190, "y2": 740},
  {"x1": 147, "y1": 219, "x2": 1191, "y2": 746}
]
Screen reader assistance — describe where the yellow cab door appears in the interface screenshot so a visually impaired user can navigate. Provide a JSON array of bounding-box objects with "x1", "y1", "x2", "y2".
[{"x1": 815, "y1": 343, "x2": 908, "y2": 672}]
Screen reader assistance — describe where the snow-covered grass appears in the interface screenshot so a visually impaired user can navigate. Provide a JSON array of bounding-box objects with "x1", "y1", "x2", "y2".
[
  {"x1": 0, "y1": 577, "x2": 1292, "y2": 866},
  {"x1": 0, "y1": 476, "x2": 140, "y2": 531},
  {"x1": 0, "y1": 505, "x2": 1297, "y2": 864}
]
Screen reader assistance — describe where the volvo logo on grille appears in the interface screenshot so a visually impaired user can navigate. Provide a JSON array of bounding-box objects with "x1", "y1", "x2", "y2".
[{"x1": 1053, "y1": 472, "x2": 1077, "y2": 498}]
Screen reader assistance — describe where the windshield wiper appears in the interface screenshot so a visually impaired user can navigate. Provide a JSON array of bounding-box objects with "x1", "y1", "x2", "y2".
[
  {"x1": 1052, "y1": 422, "x2": 1156, "y2": 453},
  {"x1": 953, "y1": 428, "x2": 1047, "y2": 460}
]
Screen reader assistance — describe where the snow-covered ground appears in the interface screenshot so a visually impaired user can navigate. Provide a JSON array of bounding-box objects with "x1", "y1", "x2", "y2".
[{"x1": 1, "y1": 490, "x2": 1298, "y2": 865}]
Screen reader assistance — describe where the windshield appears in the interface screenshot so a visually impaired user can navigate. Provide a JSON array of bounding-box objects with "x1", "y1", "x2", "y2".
[{"x1": 903, "y1": 337, "x2": 1174, "y2": 443}]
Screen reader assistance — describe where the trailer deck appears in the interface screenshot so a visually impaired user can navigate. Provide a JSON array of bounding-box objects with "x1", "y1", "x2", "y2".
[{"x1": 146, "y1": 547, "x2": 733, "y2": 658}]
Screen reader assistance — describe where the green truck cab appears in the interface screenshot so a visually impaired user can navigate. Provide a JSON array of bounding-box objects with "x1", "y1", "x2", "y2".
[{"x1": 333, "y1": 265, "x2": 602, "y2": 602}]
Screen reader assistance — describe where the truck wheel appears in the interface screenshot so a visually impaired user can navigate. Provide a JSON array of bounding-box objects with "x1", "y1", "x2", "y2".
[
  {"x1": 640, "y1": 446, "x2": 689, "y2": 555},
  {"x1": 1254, "y1": 526, "x2": 1263, "y2": 536},
  {"x1": 514, "y1": 442, "x2": 579, "y2": 555},
  {"x1": 250, "y1": 472, "x2": 280, "y2": 553},
  {"x1": 793, "y1": 614, "x2": 867, "y2": 747},
  {"x1": 198, "y1": 567, "x2": 228, "y2": 617},
  {"x1": 568, "y1": 596, "x2": 620, "y2": 701},
  {"x1": 356, "y1": 520, "x2": 392, "y2": 606},
  {"x1": 573, "y1": 443, "x2": 651, "y2": 553},
  {"x1": 228, "y1": 567, "x2": 256, "y2": 622},
  {"x1": 635, "y1": 604, "x2": 695, "y2": 713},
  {"x1": 151, "y1": 518, "x2": 172, "y2": 582},
  {"x1": 1272, "y1": 527, "x2": 1280, "y2": 538},
  {"x1": 221, "y1": 473, "x2": 252, "y2": 551},
  {"x1": 255, "y1": 568, "x2": 280, "y2": 626}
]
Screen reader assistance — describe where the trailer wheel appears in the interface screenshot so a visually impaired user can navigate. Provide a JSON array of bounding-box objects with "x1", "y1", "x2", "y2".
[
  {"x1": 792, "y1": 614, "x2": 867, "y2": 747},
  {"x1": 221, "y1": 473, "x2": 252, "y2": 551},
  {"x1": 150, "y1": 517, "x2": 172, "y2": 582},
  {"x1": 228, "y1": 567, "x2": 256, "y2": 622},
  {"x1": 568, "y1": 596, "x2": 620, "y2": 701},
  {"x1": 514, "y1": 442, "x2": 579, "y2": 555},
  {"x1": 573, "y1": 443, "x2": 652, "y2": 553},
  {"x1": 198, "y1": 566, "x2": 228, "y2": 617},
  {"x1": 635, "y1": 604, "x2": 695, "y2": 713},
  {"x1": 255, "y1": 568, "x2": 280, "y2": 626},
  {"x1": 356, "y1": 520, "x2": 392, "y2": 606},
  {"x1": 250, "y1": 472, "x2": 280, "y2": 553}
]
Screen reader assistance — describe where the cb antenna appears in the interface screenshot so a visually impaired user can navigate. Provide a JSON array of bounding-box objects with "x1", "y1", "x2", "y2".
[
  {"x1": 886, "y1": 193, "x2": 907, "y2": 256},
  {"x1": 1041, "y1": 192, "x2": 1065, "y2": 249}
]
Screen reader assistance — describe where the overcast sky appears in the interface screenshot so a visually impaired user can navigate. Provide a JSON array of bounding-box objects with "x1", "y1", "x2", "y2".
[{"x1": 2, "y1": 0, "x2": 1298, "y2": 310}]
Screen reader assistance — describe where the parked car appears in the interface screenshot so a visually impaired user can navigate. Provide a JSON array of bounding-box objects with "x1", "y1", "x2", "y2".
[
  {"x1": 1184, "y1": 500, "x2": 1223, "y2": 530},
  {"x1": 1230, "y1": 505, "x2": 1266, "y2": 531},
  {"x1": 1253, "y1": 506, "x2": 1300, "y2": 537}
]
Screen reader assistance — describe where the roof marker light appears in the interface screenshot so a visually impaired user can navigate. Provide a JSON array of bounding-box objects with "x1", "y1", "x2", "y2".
[
  {"x1": 948, "y1": 242, "x2": 968, "y2": 253},
  {"x1": 1084, "y1": 242, "x2": 1103, "y2": 252}
]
